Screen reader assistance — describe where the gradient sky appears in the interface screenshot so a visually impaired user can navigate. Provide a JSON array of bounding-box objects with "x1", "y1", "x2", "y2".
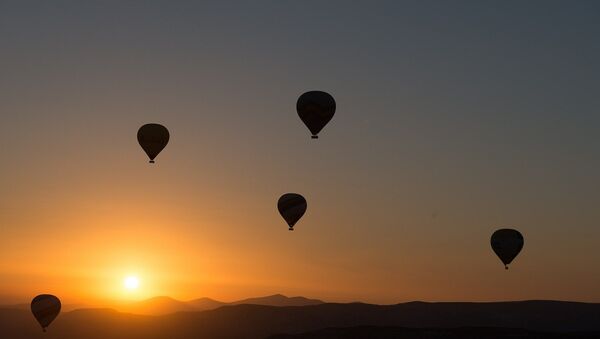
[{"x1": 1, "y1": 1, "x2": 599, "y2": 305}]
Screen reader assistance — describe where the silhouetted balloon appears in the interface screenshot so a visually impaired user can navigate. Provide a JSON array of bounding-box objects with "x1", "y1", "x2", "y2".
[
  {"x1": 296, "y1": 91, "x2": 336, "y2": 139},
  {"x1": 278, "y1": 193, "x2": 307, "y2": 231},
  {"x1": 137, "y1": 123, "x2": 170, "y2": 163},
  {"x1": 31, "y1": 294, "x2": 61, "y2": 332},
  {"x1": 491, "y1": 229, "x2": 524, "y2": 270}
]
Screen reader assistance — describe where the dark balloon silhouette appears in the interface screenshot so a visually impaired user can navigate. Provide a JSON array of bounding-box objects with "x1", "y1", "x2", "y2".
[
  {"x1": 296, "y1": 91, "x2": 336, "y2": 139},
  {"x1": 491, "y1": 229, "x2": 524, "y2": 269},
  {"x1": 31, "y1": 294, "x2": 61, "y2": 332},
  {"x1": 137, "y1": 123, "x2": 170, "y2": 163},
  {"x1": 278, "y1": 193, "x2": 307, "y2": 231}
]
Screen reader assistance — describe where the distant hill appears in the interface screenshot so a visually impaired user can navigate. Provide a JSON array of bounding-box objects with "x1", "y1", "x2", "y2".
[
  {"x1": 117, "y1": 294, "x2": 324, "y2": 315},
  {"x1": 1, "y1": 300, "x2": 600, "y2": 339},
  {"x1": 2, "y1": 303, "x2": 89, "y2": 313},
  {"x1": 121, "y1": 296, "x2": 195, "y2": 315},
  {"x1": 0, "y1": 294, "x2": 321, "y2": 316},
  {"x1": 230, "y1": 294, "x2": 323, "y2": 307},
  {"x1": 186, "y1": 297, "x2": 226, "y2": 311}
]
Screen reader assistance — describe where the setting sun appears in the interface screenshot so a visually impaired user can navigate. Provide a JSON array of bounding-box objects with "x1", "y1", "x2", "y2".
[
  {"x1": 2, "y1": 2, "x2": 600, "y2": 338},
  {"x1": 124, "y1": 276, "x2": 140, "y2": 290}
]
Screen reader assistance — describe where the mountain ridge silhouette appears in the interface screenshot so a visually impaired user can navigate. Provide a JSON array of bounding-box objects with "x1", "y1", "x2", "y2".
[
  {"x1": 0, "y1": 294, "x2": 325, "y2": 316},
  {"x1": 2, "y1": 299, "x2": 599, "y2": 338}
]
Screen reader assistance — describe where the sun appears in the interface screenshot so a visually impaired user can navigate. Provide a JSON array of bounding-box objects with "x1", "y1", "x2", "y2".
[{"x1": 124, "y1": 276, "x2": 140, "y2": 290}]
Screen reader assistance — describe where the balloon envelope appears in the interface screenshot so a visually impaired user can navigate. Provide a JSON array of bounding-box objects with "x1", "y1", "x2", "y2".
[
  {"x1": 278, "y1": 193, "x2": 307, "y2": 230},
  {"x1": 137, "y1": 123, "x2": 170, "y2": 163},
  {"x1": 31, "y1": 294, "x2": 61, "y2": 331},
  {"x1": 490, "y1": 228, "x2": 524, "y2": 269},
  {"x1": 296, "y1": 91, "x2": 336, "y2": 139}
]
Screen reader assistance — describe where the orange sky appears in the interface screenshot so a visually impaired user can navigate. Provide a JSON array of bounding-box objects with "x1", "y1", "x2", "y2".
[
  {"x1": 1, "y1": 1, "x2": 600, "y2": 305},
  {"x1": 1, "y1": 138, "x2": 598, "y2": 305}
]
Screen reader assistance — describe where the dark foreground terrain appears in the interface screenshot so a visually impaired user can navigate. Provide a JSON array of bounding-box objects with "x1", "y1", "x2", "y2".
[
  {"x1": 1, "y1": 300, "x2": 599, "y2": 338},
  {"x1": 269, "y1": 326, "x2": 600, "y2": 339}
]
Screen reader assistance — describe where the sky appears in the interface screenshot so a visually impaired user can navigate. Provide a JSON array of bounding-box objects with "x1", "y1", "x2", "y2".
[{"x1": 1, "y1": 0, "x2": 599, "y2": 305}]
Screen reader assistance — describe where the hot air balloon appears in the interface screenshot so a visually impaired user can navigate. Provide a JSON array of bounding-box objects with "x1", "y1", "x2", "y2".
[
  {"x1": 296, "y1": 91, "x2": 336, "y2": 139},
  {"x1": 278, "y1": 193, "x2": 307, "y2": 230},
  {"x1": 490, "y1": 228, "x2": 524, "y2": 269},
  {"x1": 137, "y1": 123, "x2": 170, "y2": 163},
  {"x1": 31, "y1": 294, "x2": 61, "y2": 332}
]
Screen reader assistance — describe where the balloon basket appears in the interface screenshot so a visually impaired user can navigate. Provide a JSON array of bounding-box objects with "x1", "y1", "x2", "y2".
[
  {"x1": 149, "y1": 160, "x2": 155, "y2": 164},
  {"x1": 311, "y1": 135, "x2": 318, "y2": 139},
  {"x1": 288, "y1": 227, "x2": 294, "y2": 231}
]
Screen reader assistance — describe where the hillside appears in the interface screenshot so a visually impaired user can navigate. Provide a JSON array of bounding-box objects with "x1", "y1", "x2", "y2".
[
  {"x1": 120, "y1": 296, "x2": 196, "y2": 315},
  {"x1": 268, "y1": 326, "x2": 600, "y2": 339},
  {"x1": 230, "y1": 294, "x2": 323, "y2": 307},
  {"x1": 116, "y1": 294, "x2": 324, "y2": 315},
  {"x1": 1, "y1": 300, "x2": 599, "y2": 339}
]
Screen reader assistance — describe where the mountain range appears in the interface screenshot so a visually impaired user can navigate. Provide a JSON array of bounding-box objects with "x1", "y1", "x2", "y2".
[
  {"x1": 2, "y1": 294, "x2": 324, "y2": 315},
  {"x1": 1, "y1": 297, "x2": 600, "y2": 338},
  {"x1": 120, "y1": 294, "x2": 324, "y2": 315}
]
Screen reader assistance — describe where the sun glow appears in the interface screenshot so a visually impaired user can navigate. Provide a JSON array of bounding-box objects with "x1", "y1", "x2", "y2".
[{"x1": 124, "y1": 276, "x2": 140, "y2": 290}]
